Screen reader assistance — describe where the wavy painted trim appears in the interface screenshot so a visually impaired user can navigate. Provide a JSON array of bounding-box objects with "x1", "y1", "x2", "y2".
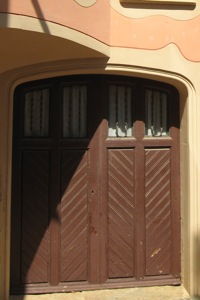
[
  {"x1": 110, "y1": 11, "x2": 200, "y2": 62},
  {"x1": 74, "y1": 0, "x2": 98, "y2": 7}
]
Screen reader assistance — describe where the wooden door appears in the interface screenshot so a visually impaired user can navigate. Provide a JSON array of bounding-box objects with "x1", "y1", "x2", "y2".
[
  {"x1": 99, "y1": 80, "x2": 180, "y2": 287},
  {"x1": 10, "y1": 75, "x2": 180, "y2": 295}
]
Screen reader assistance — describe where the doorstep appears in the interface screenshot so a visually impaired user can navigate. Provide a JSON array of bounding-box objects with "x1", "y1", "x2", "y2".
[{"x1": 10, "y1": 285, "x2": 196, "y2": 300}]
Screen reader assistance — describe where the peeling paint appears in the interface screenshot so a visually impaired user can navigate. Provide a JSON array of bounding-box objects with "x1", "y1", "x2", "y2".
[{"x1": 151, "y1": 248, "x2": 161, "y2": 257}]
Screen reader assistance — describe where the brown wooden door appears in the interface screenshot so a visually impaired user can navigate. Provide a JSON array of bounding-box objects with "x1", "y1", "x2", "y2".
[{"x1": 10, "y1": 75, "x2": 180, "y2": 295}]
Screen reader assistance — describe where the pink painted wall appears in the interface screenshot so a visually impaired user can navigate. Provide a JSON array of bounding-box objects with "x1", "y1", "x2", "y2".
[
  {"x1": 0, "y1": 0, "x2": 200, "y2": 61},
  {"x1": 110, "y1": 10, "x2": 200, "y2": 62},
  {"x1": 0, "y1": 0, "x2": 111, "y2": 44}
]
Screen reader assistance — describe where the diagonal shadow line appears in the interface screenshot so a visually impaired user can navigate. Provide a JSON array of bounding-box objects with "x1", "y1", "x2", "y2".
[{"x1": 31, "y1": 0, "x2": 51, "y2": 34}]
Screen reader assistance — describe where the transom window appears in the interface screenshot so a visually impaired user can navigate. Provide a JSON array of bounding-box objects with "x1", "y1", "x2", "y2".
[
  {"x1": 62, "y1": 85, "x2": 87, "y2": 138},
  {"x1": 22, "y1": 79, "x2": 173, "y2": 140},
  {"x1": 24, "y1": 89, "x2": 49, "y2": 137},
  {"x1": 108, "y1": 85, "x2": 132, "y2": 137}
]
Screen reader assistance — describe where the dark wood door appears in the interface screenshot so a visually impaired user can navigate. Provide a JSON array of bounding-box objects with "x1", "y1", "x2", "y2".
[{"x1": 10, "y1": 75, "x2": 180, "y2": 294}]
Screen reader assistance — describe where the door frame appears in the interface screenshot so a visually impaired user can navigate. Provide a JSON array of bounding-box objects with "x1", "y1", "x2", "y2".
[
  {"x1": 10, "y1": 74, "x2": 180, "y2": 294},
  {"x1": 0, "y1": 59, "x2": 195, "y2": 299}
]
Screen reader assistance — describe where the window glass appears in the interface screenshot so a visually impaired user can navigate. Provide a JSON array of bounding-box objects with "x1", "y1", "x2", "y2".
[
  {"x1": 24, "y1": 89, "x2": 49, "y2": 137},
  {"x1": 63, "y1": 85, "x2": 87, "y2": 138},
  {"x1": 108, "y1": 85, "x2": 132, "y2": 137},
  {"x1": 145, "y1": 89, "x2": 168, "y2": 137}
]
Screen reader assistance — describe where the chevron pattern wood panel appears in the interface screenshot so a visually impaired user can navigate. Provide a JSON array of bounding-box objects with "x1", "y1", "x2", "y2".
[
  {"x1": 108, "y1": 149, "x2": 135, "y2": 279},
  {"x1": 21, "y1": 151, "x2": 49, "y2": 284},
  {"x1": 60, "y1": 150, "x2": 88, "y2": 282},
  {"x1": 145, "y1": 149, "x2": 171, "y2": 276}
]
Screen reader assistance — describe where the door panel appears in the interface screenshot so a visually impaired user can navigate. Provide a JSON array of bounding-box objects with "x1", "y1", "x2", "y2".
[
  {"x1": 145, "y1": 148, "x2": 171, "y2": 276},
  {"x1": 60, "y1": 150, "x2": 89, "y2": 282},
  {"x1": 108, "y1": 148, "x2": 135, "y2": 279},
  {"x1": 10, "y1": 75, "x2": 180, "y2": 294},
  {"x1": 21, "y1": 151, "x2": 50, "y2": 284}
]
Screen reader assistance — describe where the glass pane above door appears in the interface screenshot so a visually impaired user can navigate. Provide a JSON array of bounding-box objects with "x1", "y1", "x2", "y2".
[
  {"x1": 24, "y1": 89, "x2": 49, "y2": 137},
  {"x1": 63, "y1": 85, "x2": 87, "y2": 138},
  {"x1": 145, "y1": 89, "x2": 168, "y2": 137},
  {"x1": 108, "y1": 85, "x2": 132, "y2": 137}
]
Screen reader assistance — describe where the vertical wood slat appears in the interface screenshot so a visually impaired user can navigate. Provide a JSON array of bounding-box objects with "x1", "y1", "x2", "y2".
[
  {"x1": 21, "y1": 151, "x2": 50, "y2": 284},
  {"x1": 108, "y1": 149, "x2": 135, "y2": 279},
  {"x1": 145, "y1": 148, "x2": 171, "y2": 276},
  {"x1": 60, "y1": 150, "x2": 88, "y2": 282}
]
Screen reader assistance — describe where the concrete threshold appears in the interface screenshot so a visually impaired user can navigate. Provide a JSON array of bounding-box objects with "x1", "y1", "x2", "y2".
[{"x1": 10, "y1": 285, "x2": 197, "y2": 300}]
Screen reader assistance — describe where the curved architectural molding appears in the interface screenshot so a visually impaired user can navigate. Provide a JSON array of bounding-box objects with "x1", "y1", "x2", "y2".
[
  {"x1": 74, "y1": 0, "x2": 98, "y2": 7},
  {"x1": 0, "y1": 14, "x2": 109, "y2": 72},
  {"x1": 1, "y1": 8, "x2": 200, "y2": 62},
  {"x1": 110, "y1": 0, "x2": 200, "y2": 20},
  {"x1": 0, "y1": 1, "x2": 110, "y2": 44}
]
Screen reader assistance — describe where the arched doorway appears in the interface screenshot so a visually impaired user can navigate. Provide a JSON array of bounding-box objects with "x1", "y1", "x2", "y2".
[{"x1": 10, "y1": 75, "x2": 180, "y2": 294}]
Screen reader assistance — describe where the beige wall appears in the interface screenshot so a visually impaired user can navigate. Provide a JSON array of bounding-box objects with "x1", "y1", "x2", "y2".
[{"x1": 0, "y1": 9, "x2": 200, "y2": 299}]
